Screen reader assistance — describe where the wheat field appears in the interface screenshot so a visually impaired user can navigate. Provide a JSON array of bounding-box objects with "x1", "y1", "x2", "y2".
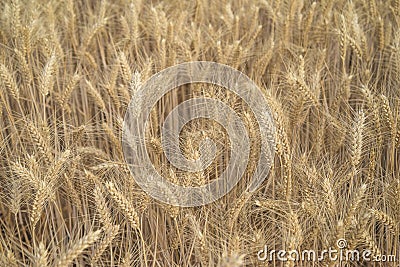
[{"x1": 0, "y1": 0, "x2": 399, "y2": 266}]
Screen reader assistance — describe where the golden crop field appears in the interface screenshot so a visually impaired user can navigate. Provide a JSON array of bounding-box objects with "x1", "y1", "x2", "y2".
[{"x1": 0, "y1": 0, "x2": 399, "y2": 266}]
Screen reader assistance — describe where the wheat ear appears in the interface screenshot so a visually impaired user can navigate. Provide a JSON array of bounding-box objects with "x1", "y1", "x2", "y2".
[
  {"x1": 39, "y1": 51, "x2": 57, "y2": 96},
  {"x1": 370, "y1": 209, "x2": 397, "y2": 234},
  {"x1": 0, "y1": 63, "x2": 20, "y2": 101},
  {"x1": 85, "y1": 79, "x2": 106, "y2": 111},
  {"x1": 55, "y1": 230, "x2": 101, "y2": 267},
  {"x1": 90, "y1": 225, "x2": 119, "y2": 265},
  {"x1": 344, "y1": 184, "x2": 367, "y2": 229},
  {"x1": 58, "y1": 74, "x2": 80, "y2": 111},
  {"x1": 30, "y1": 180, "x2": 49, "y2": 227},
  {"x1": 105, "y1": 181, "x2": 139, "y2": 229},
  {"x1": 93, "y1": 186, "x2": 112, "y2": 229},
  {"x1": 350, "y1": 109, "x2": 365, "y2": 172},
  {"x1": 26, "y1": 121, "x2": 52, "y2": 164},
  {"x1": 34, "y1": 242, "x2": 48, "y2": 267}
]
